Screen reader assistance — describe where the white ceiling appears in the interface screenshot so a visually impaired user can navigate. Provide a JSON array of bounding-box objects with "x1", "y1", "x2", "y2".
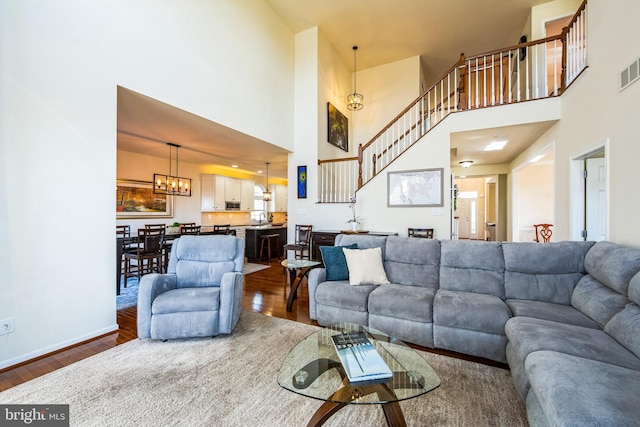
[{"x1": 117, "y1": 0, "x2": 557, "y2": 180}]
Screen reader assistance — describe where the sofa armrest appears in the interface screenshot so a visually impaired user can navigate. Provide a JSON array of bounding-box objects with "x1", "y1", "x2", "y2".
[
  {"x1": 137, "y1": 273, "x2": 177, "y2": 339},
  {"x1": 218, "y1": 272, "x2": 244, "y2": 334},
  {"x1": 308, "y1": 268, "x2": 327, "y2": 320}
]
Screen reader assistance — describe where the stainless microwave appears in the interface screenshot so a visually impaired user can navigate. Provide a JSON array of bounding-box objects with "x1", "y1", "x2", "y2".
[{"x1": 225, "y1": 201, "x2": 241, "y2": 211}]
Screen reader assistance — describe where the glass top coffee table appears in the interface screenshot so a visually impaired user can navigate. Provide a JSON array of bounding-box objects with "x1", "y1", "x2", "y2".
[{"x1": 278, "y1": 323, "x2": 441, "y2": 426}]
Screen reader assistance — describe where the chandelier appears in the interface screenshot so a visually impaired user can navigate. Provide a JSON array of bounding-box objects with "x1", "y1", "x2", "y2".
[
  {"x1": 347, "y1": 46, "x2": 364, "y2": 111},
  {"x1": 263, "y1": 162, "x2": 272, "y2": 202},
  {"x1": 153, "y1": 143, "x2": 192, "y2": 197}
]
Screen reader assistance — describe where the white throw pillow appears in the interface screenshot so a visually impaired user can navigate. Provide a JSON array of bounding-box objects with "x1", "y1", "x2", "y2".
[{"x1": 342, "y1": 247, "x2": 390, "y2": 286}]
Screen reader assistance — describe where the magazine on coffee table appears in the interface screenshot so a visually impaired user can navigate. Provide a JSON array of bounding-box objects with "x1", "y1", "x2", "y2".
[{"x1": 331, "y1": 332, "x2": 393, "y2": 383}]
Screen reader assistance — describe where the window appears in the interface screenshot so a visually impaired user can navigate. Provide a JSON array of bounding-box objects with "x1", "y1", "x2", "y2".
[{"x1": 250, "y1": 185, "x2": 267, "y2": 221}]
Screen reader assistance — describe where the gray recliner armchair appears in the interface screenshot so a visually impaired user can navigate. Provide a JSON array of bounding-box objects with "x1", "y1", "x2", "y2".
[{"x1": 137, "y1": 235, "x2": 245, "y2": 340}]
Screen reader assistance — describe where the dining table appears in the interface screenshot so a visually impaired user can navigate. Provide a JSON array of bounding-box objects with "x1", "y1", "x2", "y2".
[{"x1": 116, "y1": 228, "x2": 234, "y2": 295}]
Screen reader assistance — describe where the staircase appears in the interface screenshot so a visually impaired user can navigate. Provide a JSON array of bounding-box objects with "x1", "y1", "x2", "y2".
[{"x1": 318, "y1": 0, "x2": 588, "y2": 203}]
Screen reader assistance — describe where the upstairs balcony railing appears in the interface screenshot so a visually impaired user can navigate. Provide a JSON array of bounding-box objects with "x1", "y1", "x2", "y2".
[{"x1": 318, "y1": 0, "x2": 587, "y2": 203}]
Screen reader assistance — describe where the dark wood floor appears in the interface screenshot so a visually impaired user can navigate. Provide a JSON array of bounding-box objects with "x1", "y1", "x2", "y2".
[{"x1": 0, "y1": 261, "x2": 504, "y2": 391}]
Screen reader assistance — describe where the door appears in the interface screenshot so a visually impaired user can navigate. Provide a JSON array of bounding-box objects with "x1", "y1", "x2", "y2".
[
  {"x1": 457, "y1": 198, "x2": 471, "y2": 239},
  {"x1": 585, "y1": 158, "x2": 606, "y2": 241}
]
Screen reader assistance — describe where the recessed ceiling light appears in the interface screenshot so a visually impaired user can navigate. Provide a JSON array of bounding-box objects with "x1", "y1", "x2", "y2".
[
  {"x1": 257, "y1": 170, "x2": 263, "y2": 174},
  {"x1": 485, "y1": 139, "x2": 508, "y2": 151},
  {"x1": 231, "y1": 164, "x2": 238, "y2": 168},
  {"x1": 529, "y1": 154, "x2": 544, "y2": 163}
]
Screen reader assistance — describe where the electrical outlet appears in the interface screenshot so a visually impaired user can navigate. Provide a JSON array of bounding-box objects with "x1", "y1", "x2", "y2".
[{"x1": 0, "y1": 317, "x2": 15, "y2": 336}]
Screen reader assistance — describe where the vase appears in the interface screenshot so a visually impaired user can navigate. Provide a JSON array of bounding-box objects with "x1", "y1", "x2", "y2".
[{"x1": 351, "y1": 222, "x2": 358, "y2": 232}]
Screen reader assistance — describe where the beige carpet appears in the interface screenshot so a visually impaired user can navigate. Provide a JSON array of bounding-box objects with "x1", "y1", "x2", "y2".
[
  {"x1": 0, "y1": 312, "x2": 527, "y2": 426},
  {"x1": 243, "y1": 262, "x2": 271, "y2": 275}
]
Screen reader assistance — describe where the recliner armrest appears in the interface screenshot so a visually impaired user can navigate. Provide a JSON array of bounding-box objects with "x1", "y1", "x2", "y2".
[
  {"x1": 307, "y1": 268, "x2": 327, "y2": 320},
  {"x1": 217, "y1": 272, "x2": 244, "y2": 334},
  {"x1": 137, "y1": 273, "x2": 177, "y2": 339}
]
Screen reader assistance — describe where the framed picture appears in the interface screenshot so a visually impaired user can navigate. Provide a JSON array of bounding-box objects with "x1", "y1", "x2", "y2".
[
  {"x1": 116, "y1": 179, "x2": 173, "y2": 218},
  {"x1": 387, "y1": 168, "x2": 444, "y2": 207},
  {"x1": 297, "y1": 165, "x2": 307, "y2": 199},
  {"x1": 327, "y1": 102, "x2": 348, "y2": 152}
]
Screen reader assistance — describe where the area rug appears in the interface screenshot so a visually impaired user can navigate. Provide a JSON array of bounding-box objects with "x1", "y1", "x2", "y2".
[
  {"x1": 0, "y1": 312, "x2": 527, "y2": 426},
  {"x1": 116, "y1": 263, "x2": 271, "y2": 310}
]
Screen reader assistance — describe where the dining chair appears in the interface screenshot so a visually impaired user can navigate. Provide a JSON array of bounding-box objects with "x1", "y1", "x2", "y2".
[
  {"x1": 123, "y1": 227, "x2": 165, "y2": 283},
  {"x1": 408, "y1": 228, "x2": 434, "y2": 238},
  {"x1": 213, "y1": 224, "x2": 231, "y2": 235},
  {"x1": 116, "y1": 225, "x2": 131, "y2": 238},
  {"x1": 180, "y1": 225, "x2": 201, "y2": 235},
  {"x1": 145, "y1": 223, "x2": 166, "y2": 231},
  {"x1": 283, "y1": 224, "x2": 313, "y2": 260},
  {"x1": 533, "y1": 224, "x2": 553, "y2": 243}
]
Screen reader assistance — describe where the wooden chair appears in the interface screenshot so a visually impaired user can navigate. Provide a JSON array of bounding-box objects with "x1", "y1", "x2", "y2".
[
  {"x1": 124, "y1": 227, "x2": 165, "y2": 283},
  {"x1": 116, "y1": 225, "x2": 131, "y2": 238},
  {"x1": 180, "y1": 225, "x2": 201, "y2": 235},
  {"x1": 533, "y1": 224, "x2": 553, "y2": 243},
  {"x1": 283, "y1": 225, "x2": 313, "y2": 260},
  {"x1": 259, "y1": 234, "x2": 281, "y2": 264},
  {"x1": 408, "y1": 228, "x2": 434, "y2": 239},
  {"x1": 213, "y1": 224, "x2": 231, "y2": 235}
]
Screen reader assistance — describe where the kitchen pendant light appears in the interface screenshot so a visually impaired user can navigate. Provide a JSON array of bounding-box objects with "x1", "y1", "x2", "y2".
[
  {"x1": 347, "y1": 46, "x2": 364, "y2": 111},
  {"x1": 263, "y1": 162, "x2": 272, "y2": 202},
  {"x1": 153, "y1": 143, "x2": 192, "y2": 197}
]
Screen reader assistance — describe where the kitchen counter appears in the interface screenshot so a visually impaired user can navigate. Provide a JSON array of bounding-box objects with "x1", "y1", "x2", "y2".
[{"x1": 244, "y1": 225, "x2": 287, "y2": 262}]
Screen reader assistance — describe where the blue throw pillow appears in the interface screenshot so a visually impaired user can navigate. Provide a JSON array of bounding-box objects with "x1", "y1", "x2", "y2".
[{"x1": 320, "y1": 244, "x2": 358, "y2": 281}]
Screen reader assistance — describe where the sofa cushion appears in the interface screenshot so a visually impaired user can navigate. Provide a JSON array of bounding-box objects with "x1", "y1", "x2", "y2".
[
  {"x1": 152, "y1": 287, "x2": 220, "y2": 314},
  {"x1": 439, "y1": 240, "x2": 505, "y2": 298},
  {"x1": 434, "y1": 290, "x2": 511, "y2": 335},
  {"x1": 506, "y1": 299, "x2": 599, "y2": 329},
  {"x1": 502, "y1": 241, "x2": 593, "y2": 304},
  {"x1": 319, "y1": 243, "x2": 357, "y2": 281},
  {"x1": 343, "y1": 247, "x2": 390, "y2": 286},
  {"x1": 335, "y1": 234, "x2": 387, "y2": 255},
  {"x1": 630, "y1": 271, "x2": 640, "y2": 304},
  {"x1": 368, "y1": 284, "x2": 435, "y2": 323},
  {"x1": 315, "y1": 281, "x2": 376, "y2": 312},
  {"x1": 604, "y1": 303, "x2": 640, "y2": 359},
  {"x1": 383, "y1": 236, "x2": 440, "y2": 288},
  {"x1": 584, "y1": 241, "x2": 640, "y2": 295},
  {"x1": 571, "y1": 274, "x2": 629, "y2": 328},
  {"x1": 526, "y1": 351, "x2": 640, "y2": 427}
]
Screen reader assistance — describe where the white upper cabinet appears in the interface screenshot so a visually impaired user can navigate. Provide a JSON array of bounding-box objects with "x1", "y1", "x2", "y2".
[
  {"x1": 201, "y1": 174, "x2": 224, "y2": 211},
  {"x1": 241, "y1": 180, "x2": 255, "y2": 211},
  {"x1": 271, "y1": 184, "x2": 288, "y2": 212},
  {"x1": 224, "y1": 178, "x2": 242, "y2": 202}
]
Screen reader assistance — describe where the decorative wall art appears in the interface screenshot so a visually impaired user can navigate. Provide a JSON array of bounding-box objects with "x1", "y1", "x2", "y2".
[
  {"x1": 387, "y1": 168, "x2": 444, "y2": 207},
  {"x1": 297, "y1": 165, "x2": 307, "y2": 199},
  {"x1": 327, "y1": 102, "x2": 349, "y2": 152},
  {"x1": 116, "y1": 179, "x2": 173, "y2": 218}
]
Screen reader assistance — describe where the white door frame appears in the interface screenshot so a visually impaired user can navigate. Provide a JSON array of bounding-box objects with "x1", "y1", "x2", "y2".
[
  {"x1": 569, "y1": 140, "x2": 610, "y2": 241},
  {"x1": 511, "y1": 142, "x2": 555, "y2": 242}
]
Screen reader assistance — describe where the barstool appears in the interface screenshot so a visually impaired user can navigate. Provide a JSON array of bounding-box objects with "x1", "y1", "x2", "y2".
[{"x1": 259, "y1": 234, "x2": 281, "y2": 264}]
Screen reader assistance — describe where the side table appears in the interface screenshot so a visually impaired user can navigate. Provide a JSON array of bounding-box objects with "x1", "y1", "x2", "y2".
[{"x1": 281, "y1": 259, "x2": 321, "y2": 312}]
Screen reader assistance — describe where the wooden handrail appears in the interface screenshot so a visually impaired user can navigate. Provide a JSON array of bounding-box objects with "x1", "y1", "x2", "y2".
[{"x1": 318, "y1": 157, "x2": 358, "y2": 164}]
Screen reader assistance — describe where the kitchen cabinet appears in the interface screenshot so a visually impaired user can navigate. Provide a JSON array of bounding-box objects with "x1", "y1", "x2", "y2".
[
  {"x1": 241, "y1": 180, "x2": 255, "y2": 211},
  {"x1": 271, "y1": 184, "x2": 288, "y2": 212},
  {"x1": 224, "y1": 178, "x2": 242, "y2": 202},
  {"x1": 244, "y1": 226, "x2": 286, "y2": 262},
  {"x1": 201, "y1": 175, "x2": 254, "y2": 212},
  {"x1": 201, "y1": 174, "x2": 226, "y2": 211}
]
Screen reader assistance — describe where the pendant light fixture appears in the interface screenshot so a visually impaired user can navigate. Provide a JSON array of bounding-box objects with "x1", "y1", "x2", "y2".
[
  {"x1": 153, "y1": 143, "x2": 192, "y2": 196},
  {"x1": 347, "y1": 45, "x2": 364, "y2": 111},
  {"x1": 263, "y1": 162, "x2": 272, "y2": 202}
]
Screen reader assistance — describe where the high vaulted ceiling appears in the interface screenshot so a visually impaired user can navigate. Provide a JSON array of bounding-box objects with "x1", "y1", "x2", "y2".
[{"x1": 117, "y1": 0, "x2": 557, "y2": 180}]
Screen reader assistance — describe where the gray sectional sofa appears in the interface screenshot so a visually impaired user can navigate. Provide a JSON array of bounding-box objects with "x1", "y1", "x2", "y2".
[{"x1": 307, "y1": 234, "x2": 640, "y2": 426}]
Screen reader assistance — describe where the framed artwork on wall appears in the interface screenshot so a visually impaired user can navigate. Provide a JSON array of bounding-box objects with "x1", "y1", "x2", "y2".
[
  {"x1": 297, "y1": 165, "x2": 307, "y2": 199},
  {"x1": 387, "y1": 168, "x2": 444, "y2": 207},
  {"x1": 327, "y1": 102, "x2": 349, "y2": 152},
  {"x1": 116, "y1": 179, "x2": 173, "y2": 218}
]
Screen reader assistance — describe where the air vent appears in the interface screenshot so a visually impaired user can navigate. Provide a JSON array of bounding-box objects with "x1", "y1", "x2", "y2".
[{"x1": 620, "y1": 57, "x2": 640, "y2": 91}]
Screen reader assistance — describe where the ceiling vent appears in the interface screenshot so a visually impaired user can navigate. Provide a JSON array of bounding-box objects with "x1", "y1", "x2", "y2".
[{"x1": 620, "y1": 57, "x2": 640, "y2": 91}]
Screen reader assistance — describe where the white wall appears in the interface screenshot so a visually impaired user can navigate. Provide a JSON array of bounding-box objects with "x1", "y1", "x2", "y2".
[{"x1": 0, "y1": 0, "x2": 294, "y2": 368}]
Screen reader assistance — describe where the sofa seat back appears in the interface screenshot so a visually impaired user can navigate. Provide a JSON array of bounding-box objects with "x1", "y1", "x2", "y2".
[
  {"x1": 572, "y1": 241, "x2": 640, "y2": 328},
  {"x1": 384, "y1": 236, "x2": 440, "y2": 288},
  {"x1": 502, "y1": 241, "x2": 593, "y2": 305},
  {"x1": 439, "y1": 240, "x2": 505, "y2": 298}
]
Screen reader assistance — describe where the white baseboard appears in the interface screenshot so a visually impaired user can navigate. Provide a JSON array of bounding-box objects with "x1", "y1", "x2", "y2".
[{"x1": 0, "y1": 324, "x2": 119, "y2": 370}]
